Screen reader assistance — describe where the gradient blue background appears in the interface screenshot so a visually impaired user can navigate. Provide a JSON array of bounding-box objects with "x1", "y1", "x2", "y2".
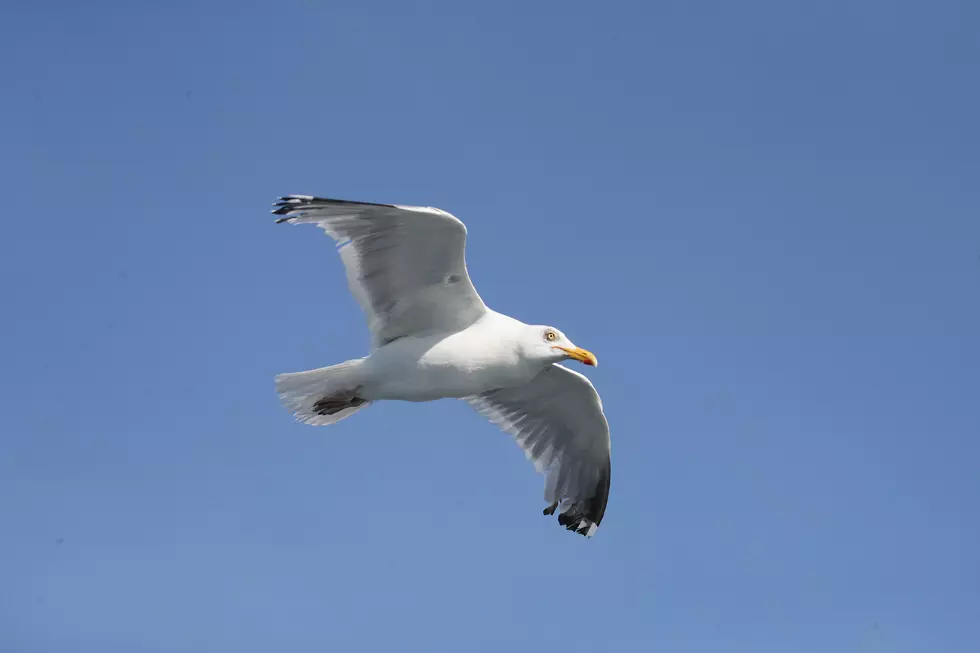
[{"x1": 2, "y1": 1, "x2": 978, "y2": 651}]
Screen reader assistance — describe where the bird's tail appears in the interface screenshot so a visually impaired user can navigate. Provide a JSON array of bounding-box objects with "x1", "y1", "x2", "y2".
[{"x1": 275, "y1": 359, "x2": 372, "y2": 426}]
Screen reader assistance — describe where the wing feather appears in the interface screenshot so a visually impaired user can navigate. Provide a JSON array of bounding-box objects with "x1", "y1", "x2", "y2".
[
  {"x1": 466, "y1": 364, "x2": 611, "y2": 537},
  {"x1": 273, "y1": 195, "x2": 487, "y2": 346}
]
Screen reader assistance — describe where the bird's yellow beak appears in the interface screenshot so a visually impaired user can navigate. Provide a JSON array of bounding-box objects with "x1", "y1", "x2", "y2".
[{"x1": 555, "y1": 346, "x2": 598, "y2": 367}]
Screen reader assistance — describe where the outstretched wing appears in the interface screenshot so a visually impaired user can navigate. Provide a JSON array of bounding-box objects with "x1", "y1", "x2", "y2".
[
  {"x1": 273, "y1": 195, "x2": 487, "y2": 346},
  {"x1": 465, "y1": 364, "x2": 611, "y2": 537}
]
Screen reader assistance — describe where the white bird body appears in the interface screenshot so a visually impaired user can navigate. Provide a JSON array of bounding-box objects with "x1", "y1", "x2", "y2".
[
  {"x1": 271, "y1": 195, "x2": 611, "y2": 537},
  {"x1": 361, "y1": 311, "x2": 542, "y2": 402}
]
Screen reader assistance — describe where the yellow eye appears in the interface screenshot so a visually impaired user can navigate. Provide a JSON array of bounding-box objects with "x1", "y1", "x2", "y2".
[{"x1": 544, "y1": 330, "x2": 558, "y2": 342}]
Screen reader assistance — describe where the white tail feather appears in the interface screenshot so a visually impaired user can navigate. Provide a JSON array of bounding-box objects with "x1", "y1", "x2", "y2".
[{"x1": 275, "y1": 359, "x2": 371, "y2": 426}]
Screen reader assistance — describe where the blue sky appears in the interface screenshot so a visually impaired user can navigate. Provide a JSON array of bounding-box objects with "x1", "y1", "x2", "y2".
[{"x1": 2, "y1": 1, "x2": 978, "y2": 651}]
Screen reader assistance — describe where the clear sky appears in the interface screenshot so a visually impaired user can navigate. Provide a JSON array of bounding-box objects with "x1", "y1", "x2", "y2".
[{"x1": 1, "y1": 1, "x2": 978, "y2": 651}]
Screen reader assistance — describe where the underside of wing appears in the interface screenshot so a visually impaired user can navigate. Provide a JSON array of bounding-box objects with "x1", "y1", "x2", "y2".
[
  {"x1": 273, "y1": 195, "x2": 487, "y2": 346},
  {"x1": 466, "y1": 364, "x2": 611, "y2": 537}
]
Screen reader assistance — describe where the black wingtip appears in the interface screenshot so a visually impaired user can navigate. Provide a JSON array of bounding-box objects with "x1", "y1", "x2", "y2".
[
  {"x1": 271, "y1": 194, "x2": 398, "y2": 211},
  {"x1": 552, "y1": 460, "x2": 610, "y2": 537},
  {"x1": 557, "y1": 512, "x2": 596, "y2": 536},
  {"x1": 271, "y1": 195, "x2": 303, "y2": 216},
  {"x1": 270, "y1": 193, "x2": 401, "y2": 224}
]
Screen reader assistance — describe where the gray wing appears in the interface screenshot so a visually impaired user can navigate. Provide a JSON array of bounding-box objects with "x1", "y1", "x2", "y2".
[
  {"x1": 465, "y1": 364, "x2": 611, "y2": 537},
  {"x1": 273, "y1": 195, "x2": 487, "y2": 346}
]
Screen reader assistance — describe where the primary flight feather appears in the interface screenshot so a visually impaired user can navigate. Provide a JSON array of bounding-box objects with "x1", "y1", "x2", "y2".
[{"x1": 271, "y1": 195, "x2": 611, "y2": 537}]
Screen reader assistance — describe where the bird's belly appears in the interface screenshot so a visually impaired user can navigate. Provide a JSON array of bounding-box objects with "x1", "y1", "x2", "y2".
[
  {"x1": 360, "y1": 335, "x2": 538, "y2": 402},
  {"x1": 367, "y1": 367, "x2": 494, "y2": 401}
]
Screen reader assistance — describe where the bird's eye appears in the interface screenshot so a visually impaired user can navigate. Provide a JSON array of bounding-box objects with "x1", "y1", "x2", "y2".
[{"x1": 544, "y1": 330, "x2": 558, "y2": 342}]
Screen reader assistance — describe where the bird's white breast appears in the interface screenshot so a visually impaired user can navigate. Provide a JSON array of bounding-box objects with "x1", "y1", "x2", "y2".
[{"x1": 359, "y1": 312, "x2": 542, "y2": 401}]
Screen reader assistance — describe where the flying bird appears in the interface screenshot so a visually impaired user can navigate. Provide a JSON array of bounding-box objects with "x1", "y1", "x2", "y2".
[{"x1": 271, "y1": 195, "x2": 611, "y2": 537}]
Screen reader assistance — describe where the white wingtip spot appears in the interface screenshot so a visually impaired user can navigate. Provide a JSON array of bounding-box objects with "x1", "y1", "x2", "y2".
[{"x1": 583, "y1": 522, "x2": 598, "y2": 538}]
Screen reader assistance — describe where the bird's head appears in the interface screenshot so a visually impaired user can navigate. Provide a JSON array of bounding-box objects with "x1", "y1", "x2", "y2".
[{"x1": 524, "y1": 325, "x2": 598, "y2": 367}]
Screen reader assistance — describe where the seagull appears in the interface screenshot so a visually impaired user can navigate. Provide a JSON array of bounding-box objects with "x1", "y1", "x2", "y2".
[{"x1": 271, "y1": 195, "x2": 611, "y2": 537}]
